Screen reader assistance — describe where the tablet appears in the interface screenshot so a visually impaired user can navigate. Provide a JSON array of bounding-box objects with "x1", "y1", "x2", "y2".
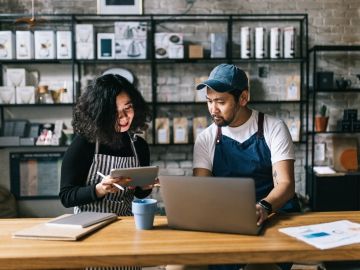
[{"x1": 110, "y1": 166, "x2": 159, "y2": 187}]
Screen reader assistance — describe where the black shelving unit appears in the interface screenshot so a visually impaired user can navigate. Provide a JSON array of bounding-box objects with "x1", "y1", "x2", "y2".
[
  {"x1": 0, "y1": 13, "x2": 308, "y2": 147},
  {"x1": 306, "y1": 45, "x2": 360, "y2": 211}
]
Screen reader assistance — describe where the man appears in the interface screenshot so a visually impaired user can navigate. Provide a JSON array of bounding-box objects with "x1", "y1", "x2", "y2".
[{"x1": 193, "y1": 64, "x2": 300, "y2": 270}]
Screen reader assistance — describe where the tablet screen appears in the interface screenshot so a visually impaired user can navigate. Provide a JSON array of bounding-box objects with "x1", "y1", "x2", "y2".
[{"x1": 110, "y1": 166, "x2": 159, "y2": 187}]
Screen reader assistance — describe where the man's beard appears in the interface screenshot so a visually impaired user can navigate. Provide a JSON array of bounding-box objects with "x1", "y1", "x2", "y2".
[{"x1": 211, "y1": 115, "x2": 232, "y2": 127}]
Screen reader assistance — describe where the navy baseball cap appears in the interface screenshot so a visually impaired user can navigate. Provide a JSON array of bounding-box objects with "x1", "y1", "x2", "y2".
[{"x1": 196, "y1": 64, "x2": 248, "y2": 93}]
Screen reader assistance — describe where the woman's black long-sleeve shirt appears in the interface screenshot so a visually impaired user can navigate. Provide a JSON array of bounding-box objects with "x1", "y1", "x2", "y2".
[{"x1": 59, "y1": 134, "x2": 151, "y2": 208}]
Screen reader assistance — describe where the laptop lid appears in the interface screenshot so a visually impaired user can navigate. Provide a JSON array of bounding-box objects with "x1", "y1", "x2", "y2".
[{"x1": 159, "y1": 175, "x2": 261, "y2": 235}]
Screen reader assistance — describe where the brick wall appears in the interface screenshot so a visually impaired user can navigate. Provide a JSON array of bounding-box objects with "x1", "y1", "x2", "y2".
[{"x1": 2, "y1": 0, "x2": 360, "y2": 198}]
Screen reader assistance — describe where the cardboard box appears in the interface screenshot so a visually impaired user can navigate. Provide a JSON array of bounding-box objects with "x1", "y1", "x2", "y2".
[
  {"x1": 188, "y1": 45, "x2": 203, "y2": 59},
  {"x1": 16, "y1": 31, "x2": 34, "y2": 59},
  {"x1": 0, "y1": 31, "x2": 15, "y2": 59},
  {"x1": 34, "y1": 31, "x2": 56, "y2": 59}
]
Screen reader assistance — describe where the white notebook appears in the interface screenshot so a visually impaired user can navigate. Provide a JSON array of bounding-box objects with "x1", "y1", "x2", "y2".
[{"x1": 46, "y1": 212, "x2": 117, "y2": 228}]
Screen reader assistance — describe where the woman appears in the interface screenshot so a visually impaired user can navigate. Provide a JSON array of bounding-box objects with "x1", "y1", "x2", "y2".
[{"x1": 59, "y1": 73, "x2": 153, "y2": 217}]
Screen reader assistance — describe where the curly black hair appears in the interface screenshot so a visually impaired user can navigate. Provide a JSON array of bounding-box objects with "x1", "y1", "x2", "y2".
[{"x1": 72, "y1": 74, "x2": 151, "y2": 147}]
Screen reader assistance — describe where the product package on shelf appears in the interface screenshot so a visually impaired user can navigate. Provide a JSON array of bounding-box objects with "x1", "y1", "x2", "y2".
[
  {"x1": 0, "y1": 31, "x2": 15, "y2": 59},
  {"x1": 210, "y1": 33, "x2": 226, "y2": 58},
  {"x1": 155, "y1": 32, "x2": 183, "y2": 59},
  {"x1": 97, "y1": 33, "x2": 115, "y2": 59},
  {"x1": 0, "y1": 86, "x2": 16, "y2": 104},
  {"x1": 34, "y1": 31, "x2": 56, "y2": 59},
  {"x1": 16, "y1": 31, "x2": 34, "y2": 59},
  {"x1": 56, "y1": 31, "x2": 72, "y2": 59},
  {"x1": 155, "y1": 117, "x2": 170, "y2": 144},
  {"x1": 114, "y1": 21, "x2": 147, "y2": 59},
  {"x1": 75, "y1": 24, "x2": 94, "y2": 59},
  {"x1": 173, "y1": 117, "x2": 189, "y2": 144}
]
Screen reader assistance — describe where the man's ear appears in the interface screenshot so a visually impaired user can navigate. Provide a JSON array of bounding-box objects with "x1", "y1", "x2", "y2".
[{"x1": 239, "y1": 89, "x2": 249, "y2": 106}]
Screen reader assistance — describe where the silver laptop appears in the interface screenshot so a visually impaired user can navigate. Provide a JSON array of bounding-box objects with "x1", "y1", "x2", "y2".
[{"x1": 159, "y1": 175, "x2": 262, "y2": 235}]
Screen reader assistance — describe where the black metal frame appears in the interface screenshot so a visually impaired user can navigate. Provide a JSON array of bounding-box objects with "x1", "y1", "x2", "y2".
[
  {"x1": 0, "y1": 13, "x2": 308, "y2": 146},
  {"x1": 306, "y1": 45, "x2": 360, "y2": 209}
]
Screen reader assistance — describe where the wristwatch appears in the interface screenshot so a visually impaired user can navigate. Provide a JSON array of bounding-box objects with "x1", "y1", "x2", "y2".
[{"x1": 258, "y1": 199, "x2": 272, "y2": 214}]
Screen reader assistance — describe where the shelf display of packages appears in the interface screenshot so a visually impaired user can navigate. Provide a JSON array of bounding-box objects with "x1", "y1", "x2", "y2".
[
  {"x1": 0, "y1": 31, "x2": 15, "y2": 59},
  {"x1": 114, "y1": 22, "x2": 147, "y2": 59}
]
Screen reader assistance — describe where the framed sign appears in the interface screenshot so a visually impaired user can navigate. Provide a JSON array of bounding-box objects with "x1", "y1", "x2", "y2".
[
  {"x1": 97, "y1": 0, "x2": 143, "y2": 14},
  {"x1": 10, "y1": 152, "x2": 64, "y2": 199}
]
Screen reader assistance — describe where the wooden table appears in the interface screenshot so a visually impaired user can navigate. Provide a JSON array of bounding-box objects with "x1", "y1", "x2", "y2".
[{"x1": 1, "y1": 211, "x2": 360, "y2": 269}]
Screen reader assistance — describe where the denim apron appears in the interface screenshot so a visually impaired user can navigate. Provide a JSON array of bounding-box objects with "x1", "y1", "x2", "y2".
[{"x1": 209, "y1": 112, "x2": 298, "y2": 270}]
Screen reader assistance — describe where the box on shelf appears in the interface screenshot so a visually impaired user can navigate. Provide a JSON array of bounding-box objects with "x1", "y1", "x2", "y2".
[
  {"x1": 240, "y1": 26, "x2": 251, "y2": 59},
  {"x1": 34, "y1": 31, "x2": 56, "y2": 59},
  {"x1": 97, "y1": 33, "x2": 115, "y2": 59},
  {"x1": 316, "y1": 71, "x2": 333, "y2": 90},
  {"x1": 155, "y1": 33, "x2": 183, "y2": 59},
  {"x1": 284, "y1": 26, "x2": 296, "y2": 58},
  {"x1": 0, "y1": 31, "x2": 15, "y2": 59},
  {"x1": 255, "y1": 27, "x2": 266, "y2": 59},
  {"x1": 76, "y1": 42, "x2": 94, "y2": 59},
  {"x1": 75, "y1": 24, "x2": 94, "y2": 43},
  {"x1": 16, "y1": 31, "x2": 34, "y2": 59},
  {"x1": 343, "y1": 109, "x2": 357, "y2": 121},
  {"x1": 114, "y1": 21, "x2": 147, "y2": 59},
  {"x1": 210, "y1": 33, "x2": 226, "y2": 58},
  {"x1": 0, "y1": 86, "x2": 16, "y2": 104},
  {"x1": 75, "y1": 24, "x2": 94, "y2": 59},
  {"x1": 5, "y1": 68, "x2": 28, "y2": 87},
  {"x1": 0, "y1": 137, "x2": 20, "y2": 146},
  {"x1": 56, "y1": 31, "x2": 72, "y2": 59},
  {"x1": 193, "y1": 117, "x2": 207, "y2": 141},
  {"x1": 270, "y1": 27, "x2": 281, "y2": 59},
  {"x1": 15, "y1": 86, "x2": 35, "y2": 104},
  {"x1": 188, "y1": 45, "x2": 203, "y2": 59}
]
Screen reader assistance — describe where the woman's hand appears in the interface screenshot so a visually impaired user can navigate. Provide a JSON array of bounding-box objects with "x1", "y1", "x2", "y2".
[
  {"x1": 95, "y1": 175, "x2": 131, "y2": 198},
  {"x1": 139, "y1": 178, "x2": 160, "y2": 191}
]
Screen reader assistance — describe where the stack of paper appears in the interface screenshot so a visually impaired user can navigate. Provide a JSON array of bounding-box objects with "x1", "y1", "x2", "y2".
[{"x1": 279, "y1": 220, "x2": 360, "y2": 249}]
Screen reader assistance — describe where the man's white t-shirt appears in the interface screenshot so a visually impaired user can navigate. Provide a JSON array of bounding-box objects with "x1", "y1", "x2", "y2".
[{"x1": 193, "y1": 110, "x2": 295, "y2": 171}]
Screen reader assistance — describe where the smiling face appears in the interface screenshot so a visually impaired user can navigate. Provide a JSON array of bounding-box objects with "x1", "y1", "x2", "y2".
[
  {"x1": 206, "y1": 87, "x2": 250, "y2": 127},
  {"x1": 115, "y1": 92, "x2": 134, "y2": 132}
]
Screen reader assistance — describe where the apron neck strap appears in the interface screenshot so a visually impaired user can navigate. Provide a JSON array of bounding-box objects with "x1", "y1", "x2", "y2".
[{"x1": 257, "y1": 112, "x2": 264, "y2": 137}]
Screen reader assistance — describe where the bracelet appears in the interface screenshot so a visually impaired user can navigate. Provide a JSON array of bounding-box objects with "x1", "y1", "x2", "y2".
[{"x1": 258, "y1": 199, "x2": 272, "y2": 214}]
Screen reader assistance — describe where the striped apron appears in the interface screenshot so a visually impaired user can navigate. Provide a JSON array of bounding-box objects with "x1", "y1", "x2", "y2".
[{"x1": 75, "y1": 133, "x2": 141, "y2": 270}]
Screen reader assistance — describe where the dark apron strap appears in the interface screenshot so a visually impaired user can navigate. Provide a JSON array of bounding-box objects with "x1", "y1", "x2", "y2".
[
  {"x1": 215, "y1": 126, "x2": 222, "y2": 144},
  {"x1": 257, "y1": 112, "x2": 264, "y2": 138}
]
